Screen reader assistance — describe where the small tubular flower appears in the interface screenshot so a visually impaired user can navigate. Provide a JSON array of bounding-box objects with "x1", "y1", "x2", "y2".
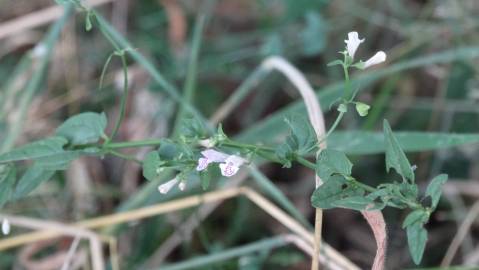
[
  {"x1": 158, "y1": 178, "x2": 179, "y2": 194},
  {"x1": 344, "y1": 31, "x2": 364, "y2": 59},
  {"x1": 364, "y1": 51, "x2": 386, "y2": 68},
  {"x1": 2, "y1": 219, "x2": 10, "y2": 235},
  {"x1": 219, "y1": 155, "x2": 246, "y2": 177},
  {"x1": 196, "y1": 149, "x2": 229, "y2": 171}
]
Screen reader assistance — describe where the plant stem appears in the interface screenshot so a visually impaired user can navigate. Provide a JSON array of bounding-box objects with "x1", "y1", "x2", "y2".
[
  {"x1": 104, "y1": 139, "x2": 163, "y2": 149},
  {"x1": 109, "y1": 53, "x2": 129, "y2": 141}
]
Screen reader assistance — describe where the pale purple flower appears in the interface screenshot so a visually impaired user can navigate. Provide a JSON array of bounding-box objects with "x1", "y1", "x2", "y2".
[
  {"x1": 158, "y1": 177, "x2": 179, "y2": 194},
  {"x1": 364, "y1": 51, "x2": 386, "y2": 68},
  {"x1": 196, "y1": 149, "x2": 229, "y2": 171},
  {"x1": 345, "y1": 32, "x2": 364, "y2": 59},
  {"x1": 219, "y1": 155, "x2": 246, "y2": 177}
]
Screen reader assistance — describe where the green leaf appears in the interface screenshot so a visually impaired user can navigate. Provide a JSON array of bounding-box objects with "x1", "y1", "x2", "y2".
[
  {"x1": 400, "y1": 181, "x2": 418, "y2": 201},
  {"x1": 327, "y1": 60, "x2": 343, "y2": 67},
  {"x1": 179, "y1": 116, "x2": 207, "y2": 139},
  {"x1": 355, "y1": 102, "x2": 370, "y2": 117},
  {"x1": 200, "y1": 171, "x2": 210, "y2": 190},
  {"x1": 275, "y1": 115, "x2": 316, "y2": 167},
  {"x1": 56, "y1": 112, "x2": 107, "y2": 145},
  {"x1": 383, "y1": 120, "x2": 415, "y2": 182},
  {"x1": 0, "y1": 164, "x2": 16, "y2": 207},
  {"x1": 14, "y1": 165, "x2": 56, "y2": 198},
  {"x1": 316, "y1": 149, "x2": 353, "y2": 180},
  {"x1": 85, "y1": 12, "x2": 93, "y2": 31},
  {"x1": 311, "y1": 175, "x2": 365, "y2": 209},
  {"x1": 275, "y1": 139, "x2": 294, "y2": 168},
  {"x1": 425, "y1": 174, "x2": 448, "y2": 209},
  {"x1": 402, "y1": 209, "x2": 429, "y2": 229},
  {"x1": 285, "y1": 115, "x2": 316, "y2": 153},
  {"x1": 331, "y1": 196, "x2": 374, "y2": 211},
  {"x1": 142, "y1": 151, "x2": 161, "y2": 181},
  {"x1": 0, "y1": 137, "x2": 68, "y2": 163},
  {"x1": 407, "y1": 222, "x2": 428, "y2": 265}
]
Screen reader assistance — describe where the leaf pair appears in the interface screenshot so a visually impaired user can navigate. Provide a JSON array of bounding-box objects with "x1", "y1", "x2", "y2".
[
  {"x1": 0, "y1": 112, "x2": 107, "y2": 203},
  {"x1": 311, "y1": 149, "x2": 375, "y2": 210},
  {"x1": 384, "y1": 120, "x2": 448, "y2": 265}
]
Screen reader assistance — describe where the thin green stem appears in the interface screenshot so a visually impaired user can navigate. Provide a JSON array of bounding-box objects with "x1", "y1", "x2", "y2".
[
  {"x1": 109, "y1": 53, "x2": 129, "y2": 141},
  {"x1": 107, "y1": 149, "x2": 141, "y2": 164},
  {"x1": 103, "y1": 139, "x2": 163, "y2": 149},
  {"x1": 93, "y1": 14, "x2": 212, "y2": 131}
]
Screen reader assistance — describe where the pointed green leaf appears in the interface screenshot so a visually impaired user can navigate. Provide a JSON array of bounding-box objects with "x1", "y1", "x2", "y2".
[
  {"x1": 311, "y1": 175, "x2": 364, "y2": 209},
  {"x1": 316, "y1": 149, "x2": 353, "y2": 180},
  {"x1": 0, "y1": 137, "x2": 68, "y2": 163},
  {"x1": 383, "y1": 120, "x2": 415, "y2": 182},
  {"x1": 0, "y1": 164, "x2": 16, "y2": 207},
  {"x1": 425, "y1": 174, "x2": 448, "y2": 209},
  {"x1": 284, "y1": 114, "x2": 317, "y2": 155},
  {"x1": 327, "y1": 59, "x2": 343, "y2": 67},
  {"x1": 407, "y1": 222, "x2": 428, "y2": 265},
  {"x1": 14, "y1": 164, "x2": 56, "y2": 198},
  {"x1": 402, "y1": 209, "x2": 429, "y2": 229},
  {"x1": 56, "y1": 112, "x2": 107, "y2": 145}
]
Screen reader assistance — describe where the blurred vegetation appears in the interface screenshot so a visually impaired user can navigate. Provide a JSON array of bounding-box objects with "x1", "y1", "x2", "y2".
[{"x1": 1, "y1": 0, "x2": 479, "y2": 269}]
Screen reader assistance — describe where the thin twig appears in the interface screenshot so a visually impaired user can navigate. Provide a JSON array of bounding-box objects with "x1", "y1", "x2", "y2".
[
  {"x1": 441, "y1": 200, "x2": 479, "y2": 266},
  {"x1": 0, "y1": 187, "x2": 359, "y2": 269},
  {"x1": 61, "y1": 237, "x2": 81, "y2": 270}
]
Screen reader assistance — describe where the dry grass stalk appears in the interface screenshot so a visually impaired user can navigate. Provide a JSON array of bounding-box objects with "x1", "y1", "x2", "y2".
[
  {"x1": 0, "y1": 187, "x2": 359, "y2": 269},
  {"x1": 441, "y1": 200, "x2": 479, "y2": 266},
  {"x1": 0, "y1": 0, "x2": 114, "y2": 40},
  {"x1": 261, "y1": 56, "x2": 326, "y2": 270}
]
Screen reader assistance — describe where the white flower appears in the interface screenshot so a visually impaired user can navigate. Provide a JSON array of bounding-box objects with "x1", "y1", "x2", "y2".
[
  {"x1": 219, "y1": 155, "x2": 246, "y2": 177},
  {"x1": 345, "y1": 32, "x2": 364, "y2": 59},
  {"x1": 158, "y1": 178, "x2": 179, "y2": 194},
  {"x1": 2, "y1": 219, "x2": 10, "y2": 235},
  {"x1": 363, "y1": 51, "x2": 386, "y2": 68},
  {"x1": 196, "y1": 149, "x2": 229, "y2": 171},
  {"x1": 178, "y1": 181, "x2": 186, "y2": 191}
]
